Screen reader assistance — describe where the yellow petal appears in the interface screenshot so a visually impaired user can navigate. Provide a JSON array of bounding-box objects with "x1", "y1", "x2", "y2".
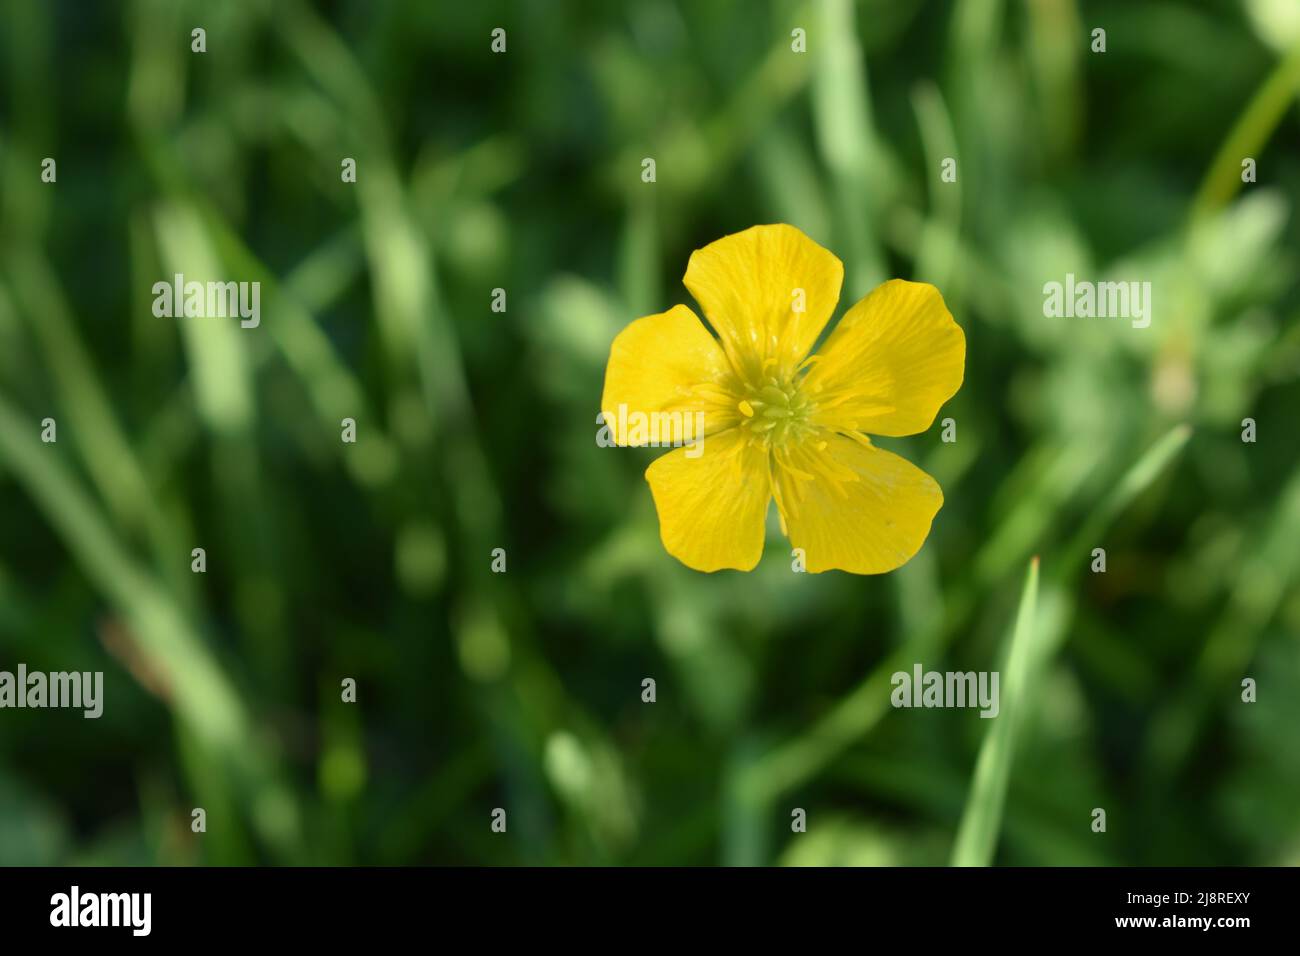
[
  {"x1": 645, "y1": 429, "x2": 772, "y2": 572},
  {"x1": 804, "y1": 279, "x2": 965, "y2": 437},
  {"x1": 600, "y1": 304, "x2": 740, "y2": 445},
  {"x1": 683, "y1": 224, "x2": 843, "y2": 382},
  {"x1": 772, "y1": 434, "x2": 942, "y2": 574}
]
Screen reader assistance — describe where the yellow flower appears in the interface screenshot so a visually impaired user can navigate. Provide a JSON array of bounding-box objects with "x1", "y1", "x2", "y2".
[{"x1": 601, "y1": 223, "x2": 965, "y2": 574}]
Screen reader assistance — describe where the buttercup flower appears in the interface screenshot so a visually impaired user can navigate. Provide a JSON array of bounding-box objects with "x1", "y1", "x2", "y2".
[{"x1": 601, "y1": 223, "x2": 965, "y2": 574}]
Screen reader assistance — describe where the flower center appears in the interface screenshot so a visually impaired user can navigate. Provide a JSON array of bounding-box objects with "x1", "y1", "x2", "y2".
[{"x1": 736, "y1": 376, "x2": 816, "y2": 448}]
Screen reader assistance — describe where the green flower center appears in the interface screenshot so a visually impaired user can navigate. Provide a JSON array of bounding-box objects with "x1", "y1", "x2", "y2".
[{"x1": 736, "y1": 377, "x2": 816, "y2": 447}]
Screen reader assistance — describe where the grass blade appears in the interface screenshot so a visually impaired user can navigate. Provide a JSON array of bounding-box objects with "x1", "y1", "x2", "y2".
[{"x1": 950, "y1": 556, "x2": 1041, "y2": 866}]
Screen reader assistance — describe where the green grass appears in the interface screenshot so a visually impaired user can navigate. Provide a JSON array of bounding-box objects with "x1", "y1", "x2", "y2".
[
  {"x1": 951, "y1": 556, "x2": 1039, "y2": 867},
  {"x1": 0, "y1": 0, "x2": 1298, "y2": 866}
]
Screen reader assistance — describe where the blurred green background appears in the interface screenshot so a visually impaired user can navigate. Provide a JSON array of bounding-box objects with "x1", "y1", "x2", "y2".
[{"x1": 1, "y1": 0, "x2": 1298, "y2": 866}]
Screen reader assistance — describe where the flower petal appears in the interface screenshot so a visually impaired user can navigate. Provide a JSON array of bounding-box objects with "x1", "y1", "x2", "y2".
[
  {"x1": 600, "y1": 304, "x2": 740, "y2": 444},
  {"x1": 683, "y1": 224, "x2": 843, "y2": 382},
  {"x1": 645, "y1": 429, "x2": 772, "y2": 572},
  {"x1": 804, "y1": 279, "x2": 965, "y2": 437},
  {"x1": 772, "y1": 434, "x2": 942, "y2": 574}
]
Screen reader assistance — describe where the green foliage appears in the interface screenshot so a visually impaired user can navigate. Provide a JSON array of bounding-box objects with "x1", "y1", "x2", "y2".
[{"x1": 0, "y1": 0, "x2": 1297, "y2": 866}]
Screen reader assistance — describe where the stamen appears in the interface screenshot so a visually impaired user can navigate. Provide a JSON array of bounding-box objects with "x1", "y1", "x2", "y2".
[
  {"x1": 769, "y1": 459, "x2": 791, "y2": 536},
  {"x1": 733, "y1": 365, "x2": 825, "y2": 450}
]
